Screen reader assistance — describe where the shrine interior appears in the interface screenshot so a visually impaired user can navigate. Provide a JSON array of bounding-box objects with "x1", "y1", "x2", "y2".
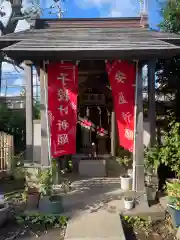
[{"x1": 76, "y1": 60, "x2": 114, "y2": 156}]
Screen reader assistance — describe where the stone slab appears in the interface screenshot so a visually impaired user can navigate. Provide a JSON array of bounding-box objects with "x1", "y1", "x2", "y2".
[
  {"x1": 79, "y1": 160, "x2": 106, "y2": 177},
  {"x1": 64, "y1": 209, "x2": 125, "y2": 240}
]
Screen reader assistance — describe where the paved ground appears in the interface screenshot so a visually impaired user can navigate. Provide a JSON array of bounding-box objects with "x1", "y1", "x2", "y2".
[
  {"x1": 60, "y1": 177, "x2": 125, "y2": 215},
  {"x1": 0, "y1": 176, "x2": 167, "y2": 240},
  {"x1": 64, "y1": 209, "x2": 125, "y2": 240},
  {"x1": 61, "y1": 177, "x2": 126, "y2": 240},
  {"x1": 60, "y1": 177, "x2": 164, "y2": 240}
]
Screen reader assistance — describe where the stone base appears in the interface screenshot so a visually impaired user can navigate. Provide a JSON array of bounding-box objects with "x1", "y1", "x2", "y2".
[
  {"x1": 79, "y1": 160, "x2": 107, "y2": 177},
  {"x1": 24, "y1": 163, "x2": 42, "y2": 185}
]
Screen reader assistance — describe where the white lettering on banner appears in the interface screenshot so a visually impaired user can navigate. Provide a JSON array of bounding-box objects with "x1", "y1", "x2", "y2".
[
  {"x1": 57, "y1": 73, "x2": 71, "y2": 87},
  {"x1": 57, "y1": 89, "x2": 69, "y2": 101},
  {"x1": 58, "y1": 106, "x2": 68, "y2": 115},
  {"x1": 125, "y1": 129, "x2": 134, "y2": 141},
  {"x1": 115, "y1": 71, "x2": 126, "y2": 84},
  {"x1": 57, "y1": 120, "x2": 69, "y2": 131},
  {"x1": 119, "y1": 92, "x2": 128, "y2": 105},
  {"x1": 122, "y1": 112, "x2": 132, "y2": 124},
  {"x1": 57, "y1": 134, "x2": 69, "y2": 145}
]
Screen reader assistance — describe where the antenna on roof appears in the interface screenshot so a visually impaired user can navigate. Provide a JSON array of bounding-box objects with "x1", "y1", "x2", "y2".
[
  {"x1": 139, "y1": 0, "x2": 147, "y2": 14},
  {"x1": 144, "y1": 0, "x2": 148, "y2": 14},
  {"x1": 139, "y1": 0, "x2": 149, "y2": 28}
]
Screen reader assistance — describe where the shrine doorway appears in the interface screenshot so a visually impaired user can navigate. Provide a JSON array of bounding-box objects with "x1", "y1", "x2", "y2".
[{"x1": 76, "y1": 60, "x2": 113, "y2": 155}]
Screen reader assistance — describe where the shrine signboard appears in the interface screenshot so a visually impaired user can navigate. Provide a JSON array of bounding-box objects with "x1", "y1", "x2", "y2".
[
  {"x1": 106, "y1": 60, "x2": 136, "y2": 152},
  {"x1": 48, "y1": 62, "x2": 78, "y2": 157}
]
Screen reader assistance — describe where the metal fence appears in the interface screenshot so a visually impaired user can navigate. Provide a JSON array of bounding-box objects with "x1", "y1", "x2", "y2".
[{"x1": 0, "y1": 132, "x2": 14, "y2": 170}]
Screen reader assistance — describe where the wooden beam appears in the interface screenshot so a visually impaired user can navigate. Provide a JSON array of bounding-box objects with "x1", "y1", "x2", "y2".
[
  {"x1": 5, "y1": 47, "x2": 180, "y2": 63},
  {"x1": 24, "y1": 60, "x2": 33, "y2": 65},
  {"x1": 25, "y1": 64, "x2": 33, "y2": 162},
  {"x1": 40, "y1": 62, "x2": 50, "y2": 166},
  {"x1": 148, "y1": 59, "x2": 156, "y2": 146}
]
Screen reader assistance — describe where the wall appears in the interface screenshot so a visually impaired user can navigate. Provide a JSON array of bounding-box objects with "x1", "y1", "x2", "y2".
[{"x1": 32, "y1": 119, "x2": 151, "y2": 162}]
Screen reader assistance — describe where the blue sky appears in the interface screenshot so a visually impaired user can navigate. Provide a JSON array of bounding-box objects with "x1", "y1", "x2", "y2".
[{"x1": 1, "y1": 0, "x2": 163, "y2": 96}]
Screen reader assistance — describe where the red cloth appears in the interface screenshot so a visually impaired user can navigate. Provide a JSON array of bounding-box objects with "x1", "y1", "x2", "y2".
[{"x1": 48, "y1": 62, "x2": 78, "y2": 157}]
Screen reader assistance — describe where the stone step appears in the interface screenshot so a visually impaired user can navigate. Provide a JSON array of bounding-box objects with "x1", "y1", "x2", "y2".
[{"x1": 64, "y1": 209, "x2": 126, "y2": 240}]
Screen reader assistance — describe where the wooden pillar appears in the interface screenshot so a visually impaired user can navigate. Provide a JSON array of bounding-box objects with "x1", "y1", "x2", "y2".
[
  {"x1": 133, "y1": 62, "x2": 144, "y2": 192},
  {"x1": 148, "y1": 60, "x2": 156, "y2": 147},
  {"x1": 111, "y1": 111, "x2": 116, "y2": 158},
  {"x1": 25, "y1": 64, "x2": 33, "y2": 162},
  {"x1": 40, "y1": 61, "x2": 50, "y2": 166}
]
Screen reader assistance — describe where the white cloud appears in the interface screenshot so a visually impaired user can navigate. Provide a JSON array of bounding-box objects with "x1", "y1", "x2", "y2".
[
  {"x1": 13, "y1": 78, "x2": 24, "y2": 86},
  {"x1": 108, "y1": 10, "x2": 122, "y2": 17},
  {"x1": 2, "y1": 62, "x2": 22, "y2": 73},
  {"x1": 108, "y1": 0, "x2": 138, "y2": 17},
  {"x1": 76, "y1": 0, "x2": 140, "y2": 17},
  {"x1": 76, "y1": 0, "x2": 111, "y2": 8},
  {"x1": 0, "y1": 92, "x2": 21, "y2": 97},
  {"x1": 40, "y1": 0, "x2": 54, "y2": 8}
]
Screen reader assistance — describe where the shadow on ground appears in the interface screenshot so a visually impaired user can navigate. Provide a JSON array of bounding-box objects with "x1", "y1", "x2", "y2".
[{"x1": 56, "y1": 175, "x2": 127, "y2": 220}]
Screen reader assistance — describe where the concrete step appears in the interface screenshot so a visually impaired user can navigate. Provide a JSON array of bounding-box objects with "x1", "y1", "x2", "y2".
[
  {"x1": 64, "y1": 209, "x2": 126, "y2": 240},
  {"x1": 107, "y1": 199, "x2": 165, "y2": 221}
]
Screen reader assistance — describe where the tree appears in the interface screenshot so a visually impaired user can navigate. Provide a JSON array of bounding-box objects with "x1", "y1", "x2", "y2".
[
  {"x1": 159, "y1": 0, "x2": 180, "y2": 33},
  {"x1": 156, "y1": 0, "x2": 180, "y2": 122}
]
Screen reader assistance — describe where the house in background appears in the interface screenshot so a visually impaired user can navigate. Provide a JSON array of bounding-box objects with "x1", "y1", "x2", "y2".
[{"x1": 0, "y1": 96, "x2": 25, "y2": 109}]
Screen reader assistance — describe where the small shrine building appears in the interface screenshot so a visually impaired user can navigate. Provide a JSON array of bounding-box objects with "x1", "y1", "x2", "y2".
[{"x1": 1, "y1": 16, "x2": 180, "y2": 194}]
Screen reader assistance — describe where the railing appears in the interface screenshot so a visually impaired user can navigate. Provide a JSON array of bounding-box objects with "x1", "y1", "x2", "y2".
[{"x1": 0, "y1": 132, "x2": 14, "y2": 171}]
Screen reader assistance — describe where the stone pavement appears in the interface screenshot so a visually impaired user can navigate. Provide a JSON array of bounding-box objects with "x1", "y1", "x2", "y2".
[
  {"x1": 61, "y1": 177, "x2": 126, "y2": 240},
  {"x1": 64, "y1": 209, "x2": 125, "y2": 240},
  {"x1": 61, "y1": 177, "x2": 125, "y2": 214},
  {"x1": 62, "y1": 177, "x2": 165, "y2": 240}
]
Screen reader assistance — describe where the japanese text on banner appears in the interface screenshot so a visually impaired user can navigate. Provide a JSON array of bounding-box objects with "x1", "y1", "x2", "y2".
[
  {"x1": 106, "y1": 60, "x2": 136, "y2": 152},
  {"x1": 48, "y1": 63, "x2": 78, "y2": 158}
]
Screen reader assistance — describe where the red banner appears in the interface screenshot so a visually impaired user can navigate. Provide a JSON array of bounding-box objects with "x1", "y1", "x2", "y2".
[
  {"x1": 106, "y1": 60, "x2": 136, "y2": 152},
  {"x1": 48, "y1": 62, "x2": 78, "y2": 157}
]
